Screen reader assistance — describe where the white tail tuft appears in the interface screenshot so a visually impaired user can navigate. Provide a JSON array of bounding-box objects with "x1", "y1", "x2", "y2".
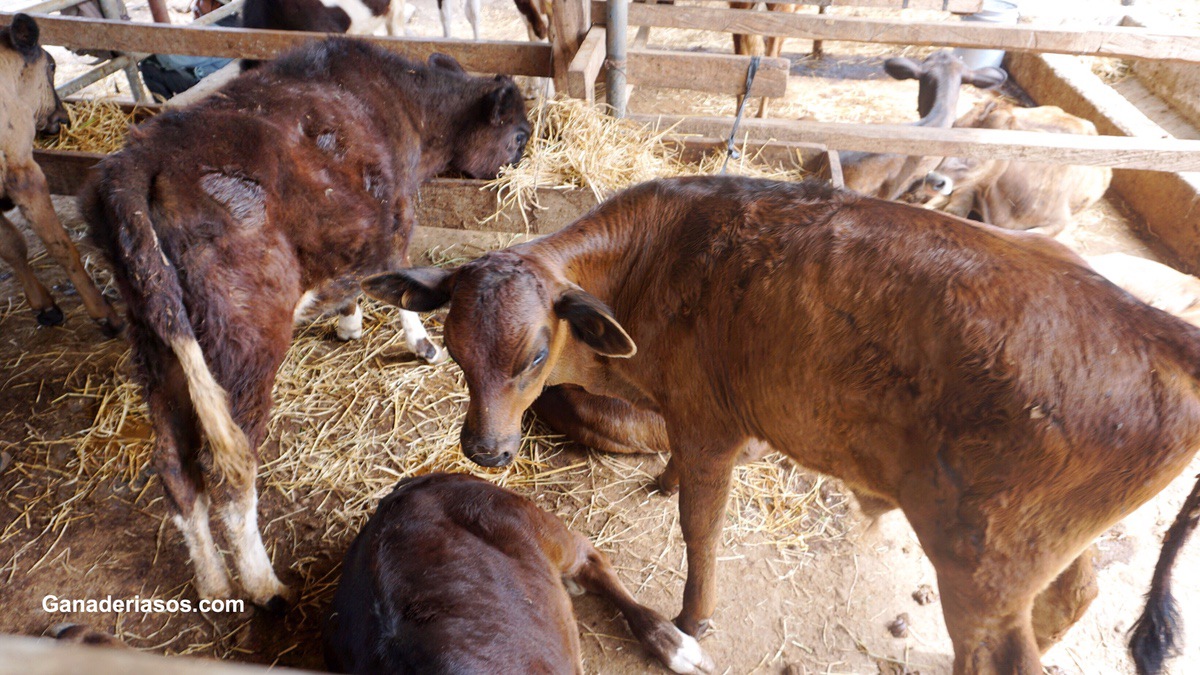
[{"x1": 171, "y1": 337, "x2": 255, "y2": 489}]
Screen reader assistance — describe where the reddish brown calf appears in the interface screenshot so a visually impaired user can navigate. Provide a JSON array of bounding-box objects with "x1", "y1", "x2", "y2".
[
  {"x1": 83, "y1": 38, "x2": 530, "y2": 609},
  {"x1": 324, "y1": 473, "x2": 711, "y2": 674},
  {"x1": 365, "y1": 176, "x2": 1200, "y2": 674},
  {"x1": 1, "y1": 14, "x2": 120, "y2": 333}
]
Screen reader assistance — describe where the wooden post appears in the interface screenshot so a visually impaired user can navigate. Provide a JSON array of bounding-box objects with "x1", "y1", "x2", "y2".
[
  {"x1": 147, "y1": 0, "x2": 171, "y2": 23},
  {"x1": 95, "y1": 0, "x2": 148, "y2": 102},
  {"x1": 811, "y1": 4, "x2": 826, "y2": 58},
  {"x1": 552, "y1": 0, "x2": 591, "y2": 93}
]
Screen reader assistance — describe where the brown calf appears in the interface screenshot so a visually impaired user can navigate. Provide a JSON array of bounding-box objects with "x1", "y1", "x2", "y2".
[
  {"x1": 1, "y1": 14, "x2": 120, "y2": 333},
  {"x1": 364, "y1": 176, "x2": 1200, "y2": 674},
  {"x1": 841, "y1": 50, "x2": 1006, "y2": 200},
  {"x1": 324, "y1": 472, "x2": 711, "y2": 674},
  {"x1": 82, "y1": 38, "x2": 530, "y2": 609},
  {"x1": 904, "y1": 100, "x2": 1112, "y2": 236}
]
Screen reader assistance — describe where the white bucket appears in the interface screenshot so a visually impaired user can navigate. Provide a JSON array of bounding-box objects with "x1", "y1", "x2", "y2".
[{"x1": 953, "y1": 0, "x2": 1020, "y2": 70}]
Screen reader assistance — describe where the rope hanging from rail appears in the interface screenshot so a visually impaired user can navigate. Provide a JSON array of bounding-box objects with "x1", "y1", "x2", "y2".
[{"x1": 721, "y1": 55, "x2": 760, "y2": 175}]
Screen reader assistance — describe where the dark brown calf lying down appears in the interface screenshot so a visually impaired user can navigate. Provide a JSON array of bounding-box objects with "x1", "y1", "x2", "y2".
[{"x1": 324, "y1": 473, "x2": 711, "y2": 674}]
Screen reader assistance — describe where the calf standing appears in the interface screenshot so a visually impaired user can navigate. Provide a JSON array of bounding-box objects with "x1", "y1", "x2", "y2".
[
  {"x1": 242, "y1": 0, "x2": 410, "y2": 36},
  {"x1": 325, "y1": 473, "x2": 711, "y2": 674},
  {"x1": 1, "y1": 14, "x2": 120, "y2": 333},
  {"x1": 82, "y1": 39, "x2": 530, "y2": 609},
  {"x1": 364, "y1": 176, "x2": 1200, "y2": 674}
]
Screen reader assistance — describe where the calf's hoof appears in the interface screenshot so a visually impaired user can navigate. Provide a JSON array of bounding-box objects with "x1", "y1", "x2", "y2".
[
  {"x1": 674, "y1": 615, "x2": 711, "y2": 639},
  {"x1": 0, "y1": 451, "x2": 11, "y2": 473},
  {"x1": 250, "y1": 582, "x2": 297, "y2": 615},
  {"x1": 36, "y1": 305, "x2": 65, "y2": 327},
  {"x1": 655, "y1": 468, "x2": 680, "y2": 496},
  {"x1": 642, "y1": 622, "x2": 715, "y2": 674},
  {"x1": 414, "y1": 338, "x2": 448, "y2": 365},
  {"x1": 49, "y1": 623, "x2": 128, "y2": 649},
  {"x1": 96, "y1": 316, "x2": 125, "y2": 339}
]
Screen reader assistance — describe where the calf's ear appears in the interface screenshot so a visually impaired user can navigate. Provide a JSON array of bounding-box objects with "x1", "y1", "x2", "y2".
[
  {"x1": 362, "y1": 267, "x2": 456, "y2": 312},
  {"x1": 883, "y1": 57, "x2": 923, "y2": 81},
  {"x1": 963, "y1": 66, "x2": 1008, "y2": 89},
  {"x1": 554, "y1": 288, "x2": 637, "y2": 358},
  {"x1": 9, "y1": 14, "x2": 40, "y2": 59},
  {"x1": 428, "y1": 53, "x2": 465, "y2": 73},
  {"x1": 488, "y1": 78, "x2": 522, "y2": 126}
]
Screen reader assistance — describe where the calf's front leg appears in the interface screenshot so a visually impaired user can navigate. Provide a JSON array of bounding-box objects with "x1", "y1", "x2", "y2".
[
  {"x1": 7, "y1": 162, "x2": 122, "y2": 335},
  {"x1": 669, "y1": 428, "x2": 742, "y2": 637},
  {"x1": 0, "y1": 211, "x2": 62, "y2": 325}
]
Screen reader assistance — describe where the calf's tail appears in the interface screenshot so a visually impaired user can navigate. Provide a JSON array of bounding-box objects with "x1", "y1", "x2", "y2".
[
  {"x1": 1129, "y1": 472, "x2": 1200, "y2": 674},
  {"x1": 90, "y1": 161, "x2": 255, "y2": 491}
]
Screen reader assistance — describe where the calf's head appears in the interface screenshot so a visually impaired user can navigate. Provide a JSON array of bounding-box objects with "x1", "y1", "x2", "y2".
[
  {"x1": 429, "y1": 55, "x2": 531, "y2": 179},
  {"x1": 884, "y1": 50, "x2": 1007, "y2": 123},
  {"x1": 3, "y1": 15, "x2": 69, "y2": 136},
  {"x1": 363, "y1": 252, "x2": 635, "y2": 467}
]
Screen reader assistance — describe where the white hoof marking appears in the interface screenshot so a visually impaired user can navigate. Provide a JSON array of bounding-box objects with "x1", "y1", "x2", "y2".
[
  {"x1": 667, "y1": 628, "x2": 713, "y2": 674},
  {"x1": 336, "y1": 304, "x2": 363, "y2": 341}
]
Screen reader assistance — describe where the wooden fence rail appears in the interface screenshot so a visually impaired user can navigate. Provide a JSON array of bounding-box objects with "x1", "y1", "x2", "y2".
[
  {"x1": 635, "y1": 114, "x2": 1200, "y2": 172},
  {"x1": 593, "y1": 3, "x2": 1200, "y2": 64}
]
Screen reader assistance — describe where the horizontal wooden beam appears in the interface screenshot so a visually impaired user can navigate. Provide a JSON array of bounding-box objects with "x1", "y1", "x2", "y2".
[
  {"x1": 684, "y1": 0, "x2": 981, "y2": 9},
  {"x1": 0, "y1": 14, "x2": 553, "y2": 77},
  {"x1": 628, "y1": 49, "x2": 788, "y2": 97},
  {"x1": 594, "y1": 4, "x2": 1200, "y2": 64},
  {"x1": 632, "y1": 114, "x2": 1200, "y2": 172}
]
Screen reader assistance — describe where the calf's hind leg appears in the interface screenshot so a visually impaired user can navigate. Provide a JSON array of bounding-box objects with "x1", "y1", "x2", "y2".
[
  {"x1": 0, "y1": 211, "x2": 62, "y2": 325},
  {"x1": 140, "y1": 337, "x2": 233, "y2": 600},
  {"x1": 212, "y1": 332, "x2": 292, "y2": 610}
]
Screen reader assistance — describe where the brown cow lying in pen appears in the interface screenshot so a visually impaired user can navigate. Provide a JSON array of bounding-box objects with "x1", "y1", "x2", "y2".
[
  {"x1": 83, "y1": 38, "x2": 530, "y2": 609},
  {"x1": 901, "y1": 100, "x2": 1112, "y2": 236},
  {"x1": 841, "y1": 50, "x2": 1007, "y2": 201},
  {"x1": 1, "y1": 14, "x2": 120, "y2": 333},
  {"x1": 364, "y1": 176, "x2": 1200, "y2": 675},
  {"x1": 324, "y1": 473, "x2": 711, "y2": 674}
]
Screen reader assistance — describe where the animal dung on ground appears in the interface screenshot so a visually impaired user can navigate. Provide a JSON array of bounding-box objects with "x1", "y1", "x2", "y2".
[
  {"x1": 912, "y1": 584, "x2": 938, "y2": 605},
  {"x1": 887, "y1": 613, "x2": 911, "y2": 638}
]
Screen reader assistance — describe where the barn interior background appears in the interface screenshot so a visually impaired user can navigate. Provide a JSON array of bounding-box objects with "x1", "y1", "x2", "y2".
[{"x1": 2, "y1": 0, "x2": 1200, "y2": 672}]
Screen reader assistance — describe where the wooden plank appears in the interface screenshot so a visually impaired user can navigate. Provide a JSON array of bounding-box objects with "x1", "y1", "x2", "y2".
[
  {"x1": 681, "y1": 0, "x2": 981, "y2": 9},
  {"x1": 628, "y1": 50, "x2": 788, "y2": 97},
  {"x1": 0, "y1": 14, "x2": 553, "y2": 77},
  {"x1": 1124, "y1": 12, "x2": 1200, "y2": 131},
  {"x1": 1006, "y1": 50, "x2": 1200, "y2": 274},
  {"x1": 631, "y1": 114, "x2": 1200, "y2": 171},
  {"x1": 32, "y1": 150, "x2": 595, "y2": 234},
  {"x1": 552, "y1": 0, "x2": 590, "y2": 91},
  {"x1": 568, "y1": 26, "x2": 606, "y2": 102},
  {"x1": 591, "y1": 3, "x2": 1200, "y2": 64},
  {"x1": 2, "y1": 635, "x2": 321, "y2": 675}
]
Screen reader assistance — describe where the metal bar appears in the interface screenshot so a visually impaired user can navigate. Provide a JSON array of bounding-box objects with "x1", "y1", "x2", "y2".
[
  {"x1": 605, "y1": 0, "x2": 628, "y2": 117},
  {"x1": 56, "y1": 54, "x2": 137, "y2": 97}
]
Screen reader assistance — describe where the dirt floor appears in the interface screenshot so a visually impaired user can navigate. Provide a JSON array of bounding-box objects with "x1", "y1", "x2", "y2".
[{"x1": 4, "y1": 0, "x2": 1200, "y2": 674}]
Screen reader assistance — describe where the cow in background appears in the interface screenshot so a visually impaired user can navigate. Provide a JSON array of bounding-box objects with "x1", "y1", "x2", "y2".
[
  {"x1": 841, "y1": 50, "x2": 1006, "y2": 200},
  {"x1": 0, "y1": 14, "x2": 121, "y2": 334},
  {"x1": 83, "y1": 39, "x2": 530, "y2": 609},
  {"x1": 904, "y1": 100, "x2": 1111, "y2": 237}
]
